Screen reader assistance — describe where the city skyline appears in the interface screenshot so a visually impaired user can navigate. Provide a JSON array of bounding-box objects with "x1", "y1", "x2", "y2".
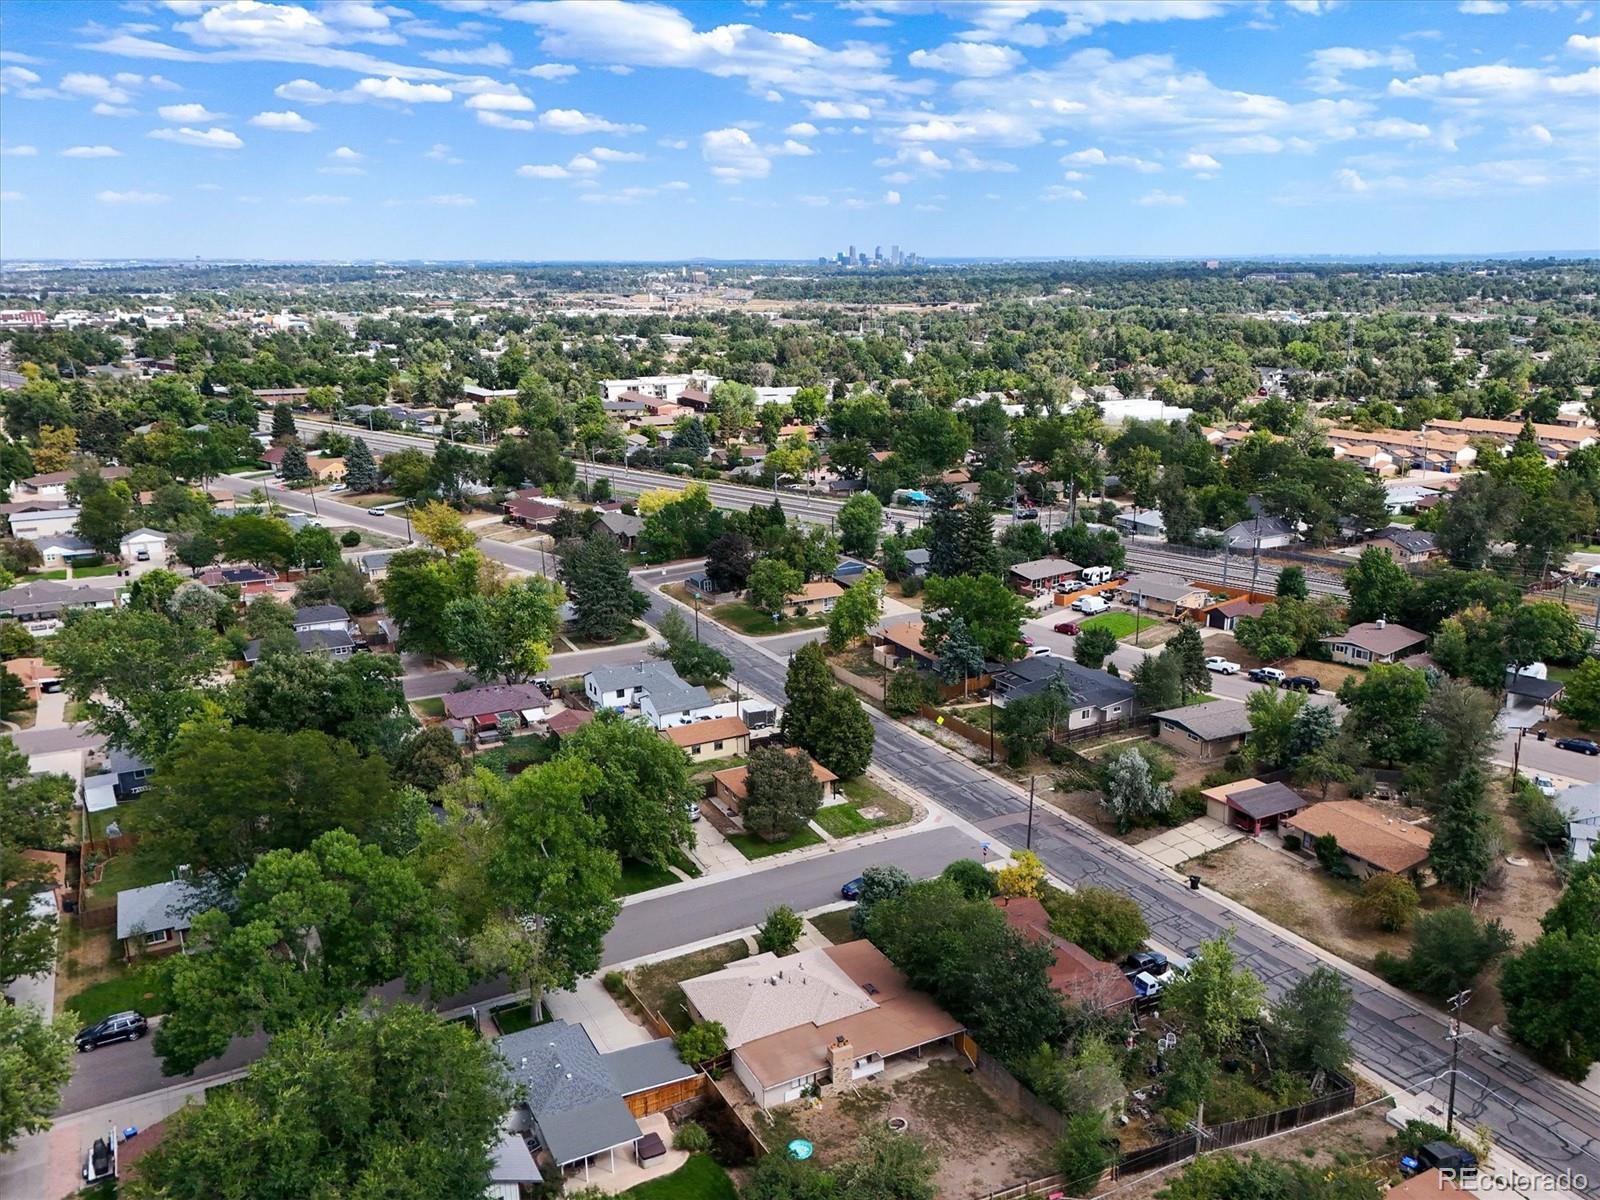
[{"x1": 0, "y1": 0, "x2": 1597, "y2": 260}]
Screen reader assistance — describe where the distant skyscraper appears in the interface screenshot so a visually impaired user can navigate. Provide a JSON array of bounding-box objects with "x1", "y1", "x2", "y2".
[
  {"x1": 874, "y1": 244, "x2": 882, "y2": 261},
  {"x1": 847, "y1": 244, "x2": 855, "y2": 263},
  {"x1": 891, "y1": 244, "x2": 901, "y2": 266}
]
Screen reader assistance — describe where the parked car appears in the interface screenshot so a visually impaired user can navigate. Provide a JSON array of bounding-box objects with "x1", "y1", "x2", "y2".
[
  {"x1": 367, "y1": 506, "x2": 389, "y2": 517},
  {"x1": 1014, "y1": 507, "x2": 1039, "y2": 521},
  {"x1": 1532, "y1": 774, "x2": 1557, "y2": 799},
  {"x1": 1555, "y1": 737, "x2": 1600, "y2": 756},
  {"x1": 1205, "y1": 656, "x2": 1241, "y2": 675},
  {"x1": 686, "y1": 801, "x2": 702, "y2": 823},
  {"x1": 1282, "y1": 675, "x2": 1321, "y2": 693},
  {"x1": 1401, "y1": 1142, "x2": 1479, "y2": 1178},
  {"x1": 1247, "y1": 667, "x2": 1286, "y2": 684},
  {"x1": 76, "y1": 1011, "x2": 148, "y2": 1052},
  {"x1": 1054, "y1": 621, "x2": 1081, "y2": 636},
  {"x1": 328, "y1": 482, "x2": 348, "y2": 493},
  {"x1": 1123, "y1": 950, "x2": 1171, "y2": 980},
  {"x1": 1073, "y1": 595, "x2": 1110, "y2": 615},
  {"x1": 1030, "y1": 646, "x2": 1054, "y2": 657},
  {"x1": 1021, "y1": 633, "x2": 1035, "y2": 646},
  {"x1": 1131, "y1": 971, "x2": 1166, "y2": 1000},
  {"x1": 840, "y1": 876, "x2": 864, "y2": 900}
]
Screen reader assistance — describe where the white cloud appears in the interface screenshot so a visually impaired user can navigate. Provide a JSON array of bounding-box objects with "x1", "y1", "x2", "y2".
[
  {"x1": 701, "y1": 126, "x2": 771, "y2": 181},
  {"x1": 426, "y1": 192, "x2": 476, "y2": 205},
  {"x1": 425, "y1": 142, "x2": 463, "y2": 162},
  {"x1": 1305, "y1": 46, "x2": 1415, "y2": 94},
  {"x1": 516, "y1": 163, "x2": 570, "y2": 179},
  {"x1": 853, "y1": 0, "x2": 1226, "y2": 45},
  {"x1": 537, "y1": 108, "x2": 645, "y2": 134},
  {"x1": 1136, "y1": 188, "x2": 1186, "y2": 206},
  {"x1": 1457, "y1": 0, "x2": 1507, "y2": 12},
  {"x1": 274, "y1": 79, "x2": 341, "y2": 104},
  {"x1": 1522, "y1": 122, "x2": 1554, "y2": 144},
  {"x1": 478, "y1": 112, "x2": 536, "y2": 130},
  {"x1": 0, "y1": 144, "x2": 38, "y2": 156},
  {"x1": 1060, "y1": 147, "x2": 1161, "y2": 171},
  {"x1": 148, "y1": 126, "x2": 244, "y2": 149},
  {"x1": 0, "y1": 191, "x2": 22, "y2": 201},
  {"x1": 465, "y1": 90, "x2": 535, "y2": 111},
  {"x1": 785, "y1": 121, "x2": 819, "y2": 137},
  {"x1": 92, "y1": 103, "x2": 138, "y2": 117},
  {"x1": 157, "y1": 102, "x2": 224, "y2": 122},
  {"x1": 1180, "y1": 151, "x2": 1221, "y2": 170},
  {"x1": 249, "y1": 110, "x2": 316, "y2": 132},
  {"x1": 588, "y1": 146, "x2": 646, "y2": 162},
  {"x1": 62, "y1": 145, "x2": 122, "y2": 158},
  {"x1": 882, "y1": 189, "x2": 901, "y2": 204},
  {"x1": 299, "y1": 193, "x2": 350, "y2": 205},
  {"x1": 423, "y1": 43, "x2": 513, "y2": 67},
  {"x1": 908, "y1": 42, "x2": 1022, "y2": 78},
  {"x1": 353, "y1": 76, "x2": 453, "y2": 103},
  {"x1": 1569, "y1": 34, "x2": 1600, "y2": 60},
  {"x1": 1367, "y1": 117, "x2": 1430, "y2": 140},
  {"x1": 876, "y1": 145, "x2": 952, "y2": 172},
  {"x1": 1286, "y1": 0, "x2": 1342, "y2": 12},
  {"x1": 329, "y1": 146, "x2": 364, "y2": 160},
  {"x1": 518, "y1": 63, "x2": 579, "y2": 79},
  {"x1": 806, "y1": 100, "x2": 871, "y2": 120},
  {"x1": 60, "y1": 72, "x2": 132, "y2": 104},
  {"x1": 1335, "y1": 167, "x2": 1370, "y2": 192},
  {"x1": 1041, "y1": 184, "x2": 1086, "y2": 201},
  {"x1": 96, "y1": 189, "x2": 169, "y2": 204},
  {"x1": 567, "y1": 154, "x2": 602, "y2": 174}
]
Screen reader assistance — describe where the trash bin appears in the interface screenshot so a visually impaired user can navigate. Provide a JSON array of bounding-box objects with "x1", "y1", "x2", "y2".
[
  {"x1": 1537, "y1": 729, "x2": 1547, "y2": 742},
  {"x1": 1188, "y1": 875, "x2": 1201, "y2": 891}
]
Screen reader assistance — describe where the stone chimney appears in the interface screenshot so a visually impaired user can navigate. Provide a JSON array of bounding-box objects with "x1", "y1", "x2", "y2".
[{"x1": 827, "y1": 1036, "x2": 854, "y2": 1088}]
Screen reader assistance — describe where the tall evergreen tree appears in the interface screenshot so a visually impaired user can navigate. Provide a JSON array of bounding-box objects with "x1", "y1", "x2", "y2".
[
  {"x1": 1430, "y1": 765, "x2": 1498, "y2": 899},
  {"x1": 926, "y1": 484, "x2": 965, "y2": 578},
  {"x1": 343, "y1": 436, "x2": 379, "y2": 493},
  {"x1": 959, "y1": 503, "x2": 999, "y2": 576},
  {"x1": 1168, "y1": 623, "x2": 1209, "y2": 699},
  {"x1": 271, "y1": 402, "x2": 296, "y2": 440},
  {"x1": 279, "y1": 443, "x2": 310, "y2": 483},
  {"x1": 779, "y1": 641, "x2": 835, "y2": 751},
  {"x1": 558, "y1": 534, "x2": 640, "y2": 642}
]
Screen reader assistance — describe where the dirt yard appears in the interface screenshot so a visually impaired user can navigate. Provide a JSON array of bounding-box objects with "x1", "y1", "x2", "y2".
[
  {"x1": 758, "y1": 1060, "x2": 1056, "y2": 1200},
  {"x1": 1200, "y1": 633, "x2": 1365, "y2": 693}
]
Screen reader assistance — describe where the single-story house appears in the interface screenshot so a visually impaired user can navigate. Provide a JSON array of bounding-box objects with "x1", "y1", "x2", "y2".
[
  {"x1": 1113, "y1": 509, "x2": 1166, "y2": 538},
  {"x1": 243, "y1": 627, "x2": 356, "y2": 664},
  {"x1": 1206, "y1": 596, "x2": 1268, "y2": 632},
  {"x1": 1283, "y1": 801, "x2": 1433, "y2": 881},
  {"x1": 989, "y1": 658, "x2": 1136, "y2": 733},
  {"x1": 1202, "y1": 778, "x2": 1306, "y2": 836},
  {"x1": 1321, "y1": 620, "x2": 1427, "y2": 666},
  {"x1": 993, "y1": 896, "x2": 1135, "y2": 1013},
  {"x1": 544, "y1": 707, "x2": 594, "y2": 738},
  {"x1": 106, "y1": 748, "x2": 154, "y2": 799},
  {"x1": 0, "y1": 579, "x2": 119, "y2": 636},
  {"x1": 505, "y1": 497, "x2": 563, "y2": 527},
  {"x1": 1553, "y1": 781, "x2": 1600, "y2": 865},
  {"x1": 832, "y1": 559, "x2": 872, "y2": 587},
  {"x1": 497, "y1": 1021, "x2": 699, "y2": 1183},
  {"x1": 712, "y1": 749, "x2": 838, "y2": 811},
  {"x1": 679, "y1": 941, "x2": 964, "y2": 1110},
  {"x1": 24, "y1": 532, "x2": 97, "y2": 566},
  {"x1": 662, "y1": 716, "x2": 750, "y2": 762},
  {"x1": 1007, "y1": 557, "x2": 1082, "y2": 594},
  {"x1": 1222, "y1": 516, "x2": 1296, "y2": 552},
  {"x1": 306, "y1": 456, "x2": 345, "y2": 481},
  {"x1": 294, "y1": 604, "x2": 351, "y2": 634},
  {"x1": 116, "y1": 878, "x2": 202, "y2": 960},
  {"x1": 8, "y1": 464, "x2": 129, "y2": 503},
  {"x1": 1118, "y1": 573, "x2": 1209, "y2": 617},
  {"x1": 1151, "y1": 700, "x2": 1253, "y2": 761},
  {"x1": 1503, "y1": 668, "x2": 1565, "y2": 716},
  {"x1": 119, "y1": 527, "x2": 168, "y2": 566},
  {"x1": 261, "y1": 446, "x2": 288, "y2": 474},
  {"x1": 781, "y1": 580, "x2": 843, "y2": 616},
  {"x1": 639, "y1": 679, "x2": 729, "y2": 729},
  {"x1": 443, "y1": 683, "x2": 551, "y2": 743},
  {"x1": 1365, "y1": 527, "x2": 1438, "y2": 565},
  {"x1": 596, "y1": 511, "x2": 644, "y2": 551},
  {"x1": 359, "y1": 549, "x2": 398, "y2": 579},
  {"x1": 871, "y1": 620, "x2": 937, "y2": 670},
  {"x1": 902, "y1": 548, "x2": 931, "y2": 578},
  {"x1": 584, "y1": 662, "x2": 681, "y2": 711},
  {"x1": 4, "y1": 656, "x2": 61, "y2": 702},
  {"x1": 6, "y1": 506, "x2": 80, "y2": 540}
]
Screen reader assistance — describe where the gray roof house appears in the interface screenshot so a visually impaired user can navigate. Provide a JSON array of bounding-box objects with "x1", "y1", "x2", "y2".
[
  {"x1": 584, "y1": 662, "x2": 681, "y2": 710},
  {"x1": 1222, "y1": 515, "x2": 1296, "y2": 551},
  {"x1": 638, "y1": 678, "x2": 718, "y2": 728},
  {"x1": 116, "y1": 878, "x2": 203, "y2": 958},
  {"x1": 597, "y1": 511, "x2": 644, "y2": 548},
  {"x1": 497, "y1": 1021, "x2": 696, "y2": 1182},
  {"x1": 1151, "y1": 700, "x2": 1254, "y2": 760},
  {"x1": 990, "y1": 658, "x2": 1137, "y2": 733},
  {"x1": 243, "y1": 627, "x2": 356, "y2": 665},
  {"x1": 903, "y1": 548, "x2": 931, "y2": 577},
  {"x1": 293, "y1": 604, "x2": 352, "y2": 632},
  {"x1": 1555, "y1": 781, "x2": 1600, "y2": 865}
]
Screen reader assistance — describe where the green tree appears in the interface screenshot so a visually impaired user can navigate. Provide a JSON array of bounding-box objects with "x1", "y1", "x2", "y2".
[
  {"x1": 922, "y1": 573, "x2": 1028, "y2": 661},
  {"x1": 673, "y1": 1021, "x2": 729, "y2": 1065},
  {"x1": 381, "y1": 448, "x2": 433, "y2": 499},
  {"x1": 0, "y1": 667, "x2": 26, "y2": 723},
  {"x1": 835, "y1": 1127, "x2": 938, "y2": 1200},
  {"x1": 137, "y1": 727, "x2": 397, "y2": 888},
  {"x1": 131, "y1": 1004, "x2": 512, "y2": 1200},
  {"x1": 995, "y1": 691, "x2": 1051, "y2": 766},
  {"x1": 444, "y1": 576, "x2": 562, "y2": 683},
  {"x1": 270, "y1": 402, "x2": 295, "y2": 439},
  {"x1": 1130, "y1": 651, "x2": 1183, "y2": 710},
  {"x1": 814, "y1": 686, "x2": 875, "y2": 779},
  {"x1": 1044, "y1": 885, "x2": 1150, "y2": 961},
  {"x1": 279, "y1": 442, "x2": 311, "y2": 483},
  {"x1": 1505, "y1": 600, "x2": 1590, "y2": 671},
  {"x1": 1269, "y1": 966, "x2": 1353, "y2": 1075},
  {"x1": 827, "y1": 570, "x2": 884, "y2": 651},
  {"x1": 759, "y1": 904, "x2": 804, "y2": 955},
  {"x1": 704, "y1": 530, "x2": 755, "y2": 593},
  {"x1": 1100, "y1": 748, "x2": 1172, "y2": 833},
  {"x1": 933, "y1": 615, "x2": 986, "y2": 695},
  {"x1": 393, "y1": 726, "x2": 465, "y2": 792},
  {"x1": 556, "y1": 709, "x2": 696, "y2": 867},
  {"x1": 837, "y1": 491, "x2": 883, "y2": 559},
  {"x1": 1336, "y1": 664, "x2": 1431, "y2": 766},
  {"x1": 1355, "y1": 873, "x2": 1420, "y2": 932},
  {"x1": 885, "y1": 663, "x2": 926, "y2": 717},
  {"x1": 77, "y1": 484, "x2": 133, "y2": 554},
  {"x1": 293, "y1": 523, "x2": 342, "y2": 570},
  {"x1": 1556, "y1": 656, "x2": 1600, "y2": 729},
  {"x1": 1243, "y1": 687, "x2": 1305, "y2": 770},
  {"x1": 1377, "y1": 906, "x2": 1513, "y2": 999},
  {"x1": 1164, "y1": 931, "x2": 1266, "y2": 1054},
  {"x1": 1275, "y1": 566, "x2": 1309, "y2": 600},
  {"x1": 381, "y1": 548, "x2": 481, "y2": 658},
  {"x1": 0, "y1": 1004, "x2": 76, "y2": 1153},
  {"x1": 780, "y1": 641, "x2": 835, "y2": 751},
  {"x1": 742, "y1": 744, "x2": 824, "y2": 841},
  {"x1": 1343, "y1": 546, "x2": 1414, "y2": 625},
  {"x1": 851, "y1": 864, "x2": 914, "y2": 935},
  {"x1": 747, "y1": 555, "x2": 803, "y2": 615},
  {"x1": 1073, "y1": 624, "x2": 1119, "y2": 670},
  {"x1": 0, "y1": 741, "x2": 73, "y2": 991},
  {"x1": 1499, "y1": 928, "x2": 1600, "y2": 1083},
  {"x1": 1054, "y1": 1111, "x2": 1114, "y2": 1198},
  {"x1": 220, "y1": 513, "x2": 297, "y2": 570},
  {"x1": 940, "y1": 858, "x2": 997, "y2": 900},
  {"x1": 343, "y1": 436, "x2": 379, "y2": 492},
  {"x1": 558, "y1": 534, "x2": 644, "y2": 642},
  {"x1": 1167, "y1": 623, "x2": 1209, "y2": 700},
  {"x1": 1430, "y1": 766, "x2": 1498, "y2": 899},
  {"x1": 49, "y1": 605, "x2": 227, "y2": 763}
]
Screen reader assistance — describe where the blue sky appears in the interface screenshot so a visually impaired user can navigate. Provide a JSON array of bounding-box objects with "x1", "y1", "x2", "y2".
[{"x1": 1, "y1": 0, "x2": 1597, "y2": 261}]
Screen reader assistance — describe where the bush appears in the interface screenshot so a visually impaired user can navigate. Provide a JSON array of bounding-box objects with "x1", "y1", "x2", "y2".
[
  {"x1": 758, "y1": 904, "x2": 803, "y2": 956},
  {"x1": 674, "y1": 1021, "x2": 728, "y2": 1064},
  {"x1": 1355, "y1": 873, "x2": 1420, "y2": 932},
  {"x1": 1313, "y1": 833, "x2": 1350, "y2": 877},
  {"x1": 1510, "y1": 781, "x2": 1569, "y2": 848},
  {"x1": 900, "y1": 573, "x2": 923, "y2": 597},
  {"x1": 1054, "y1": 1111, "x2": 1114, "y2": 1197},
  {"x1": 672, "y1": 1121, "x2": 711, "y2": 1152},
  {"x1": 1044, "y1": 885, "x2": 1150, "y2": 961},
  {"x1": 339, "y1": 529, "x2": 361, "y2": 547},
  {"x1": 941, "y1": 858, "x2": 997, "y2": 900},
  {"x1": 1393, "y1": 1118, "x2": 1456, "y2": 1157},
  {"x1": 1166, "y1": 786, "x2": 1207, "y2": 825},
  {"x1": 602, "y1": 970, "x2": 627, "y2": 998}
]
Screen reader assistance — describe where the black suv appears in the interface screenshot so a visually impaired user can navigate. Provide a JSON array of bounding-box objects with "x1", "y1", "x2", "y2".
[
  {"x1": 1282, "y1": 675, "x2": 1321, "y2": 693},
  {"x1": 76, "y1": 1011, "x2": 148, "y2": 1052}
]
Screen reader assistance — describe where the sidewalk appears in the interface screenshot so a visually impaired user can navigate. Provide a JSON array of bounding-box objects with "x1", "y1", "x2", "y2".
[{"x1": 544, "y1": 977, "x2": 653, "y2": 1052}]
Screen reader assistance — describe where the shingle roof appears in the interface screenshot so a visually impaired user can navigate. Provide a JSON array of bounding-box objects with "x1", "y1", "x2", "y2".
[
  {"x1": 642, "y1": 679, "x2": 714, "y2": 716},
  {"x1": 496, "y1": 1022, "x2": 641, "y2": 1166},
  {"x1": 1374, "y1": 527, "x2": 1436, "y2": 555},
  {"x1": 442, "y1": 683, "x2": 549, "y2": 721},
  {"x1": 1322, "y1": 621, "x2": 1427, "y2": 657},
  {"x1": 243, "y1": 628, "x2": 355, "y2": 663},
  {"x1": 1153, "y1": 699, "x2": 1253, "y2": 741},
  {"x1": 680, "y1": 949, "x2": 876, "y2": 1049},
  {"x1": 598, "y1": 511, "x2": 644, "y2": 538},
  {"x1": 586, "y1": 661, "x2": 681, "y2": 697},
  {"x1": 601, "y1": 1039, "x2": 699, "y2": 1095},
  {"x1": 1008, "y1": 557, "x2": 1082, "y2": 582},
  {"x1": 1225, "y1": 781, "x2": 1306, "y2": 820},
  {"x1": 294, "y1": 604, "x2": 349, "y2": 626},
  {"x1": 1121, "y1": 573, "x2": 1206, "y2": 603},
  {"x1": 992, "y1": 658, "x2": 1135, "y2": 711},
  {"x1": 1287, "y1": 801, "x2": 1433, "y2": 873},
  {"x1": 662, "y1": 716, "x2": 749, "y2": 746},
  {"x1": 116, "y1": 879, "x2": 202, "y2": 940},
  {"x1": 544, "y1": 707, "x2": 593, "y2": 735}
]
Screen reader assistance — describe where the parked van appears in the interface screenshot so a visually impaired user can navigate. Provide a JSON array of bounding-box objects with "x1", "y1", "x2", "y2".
[{"x1": 1073, "y1": 594, "x2": 1110, "y2": 615}]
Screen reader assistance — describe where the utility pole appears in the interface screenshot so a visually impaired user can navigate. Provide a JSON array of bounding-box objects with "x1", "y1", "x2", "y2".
[
  {"x1": 1445, "y1": 989, "x2": 1472, "y2": 1134},
  {"x1": 988, "y1": 690, "x2": 996, "y2": 763},
  {"x1": 1026, "y1": 776, "x2": 1036, "y2": 850}
]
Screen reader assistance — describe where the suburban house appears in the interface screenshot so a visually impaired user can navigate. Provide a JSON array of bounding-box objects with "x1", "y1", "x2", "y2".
[
  {"x1": 993, "y1": 897, "x2": 1135, "y2": 1013},
  {"x1": 1503, "y1": 667, "x2": 1565, "y2": 718},
  {"x1": 243, "y1": 626, "x2": 356, "y2": 665},
  {"x1": 1422, "y1": 416, "x2": 1596, "y2": 462},
  {"x1": 711, "y1": 749, "x2": 838, "y2": 812},
  {"x1": 1206, "y1": 596, "x2": 1268, "y2": 631},
  {"x1": 902, "y1": 548, "x2": 931, "y2": 577},
  {"x1": 1552, "y1": 781, "x2": 1600, "y2": 865},
  {"x1": 781, "y1": 580, "x2": 843, "y2": 616},
  {"x1": 0, "y1": 579, "x2": 119, "y2": 636},
  {"x1": 989, "y1": 658, "x2": 1136, "y2": 733},
  {"x1": 497, "y1": 1021, "x2": 699, "y2": 1184},
  {"x1": 832, "y1": 559, "x2": 872, "y2": 587},
  {"x1": 870, "y1": 620, "x2": 938, "y2": 671},
  {"x1": 545, "y1": 707, "x2": 594, "y2": 738},
  {"x1": 1006, "y1": 557, "x2": 1082, "y2": 594},
  {"x1": 639, "y1": 677, "x2": 729, "y2": 729},
  {"x1": 505, "y1": 496, "x2": 563, "y2": 528},
  {"x1": 662, "y1": 716, "x2": 750, "y2": 762},
  {"x1": 358, "y1": 549, "x2": 398, "y2": 579},
  {"x1": 8, "y1": 464, "x2": 130, "y2": 503},
  {"x1": 1202, "y1": 778, "x2": 1306, "y2": 836},
  {"x1": 596, "y1": 510, "x2": 644, "y2": 551},
  {"x1": 584, "y1": 662, "x2": 680, "y2": 710},
  {"x1": 1283, "y1": 801, "x2": 1433, "y2": 881},
  {"x1": 679, "y1": 941, "x2": 965, "y2": 1110},
  {"x1": 295, "y1": 604, "x2": 353, "y2": 634},
  {"x1": 1321, "y1": 620, "x2": 1427, "y2": 666},
  {"x1": 6, "y1": 506, "x2": 80, "y2": 541},
  {"x1": 1151, "y1": 700, "x2": 1254, "y2": 760},
  {"x1": 1382, "y1": 483, "x2": 1442, "y2": 515},
  {"x1": 443, "y1": 683, "x2": 551, "y2": 744},
  {"x1": 1118, "y1": 573, "x2": 1210, "y2": 617},
  {"x1": 1113, "y1": 509, "x2": 1166, "y2": 538},
  {"x1": 119, "y1": 527, "x2": 168, "y2": 565},
  {"x1": 4, "y1": 656, "x2": 61, "y2": 702},
  {"x1": 1364, "y1": 527, "x2": 1438, "y2": 565},
  {"x1": 107, "y1": 748, "x2": 155, "y2": 800},
  {"x1": 116, "y1": 878, "x2": 202, "y2": 961},
  {"x1": 261, "y1": 446, "x2": 288, "y2": 475},
  {"x1": 1222, "y1": 516, "x2": 1296, "y2": 552},
  {"x1": 25, "y1": 532, "x2": 97, "y2": 566},
  {"x1": 306, "y1": 455, "x2": 346, "y2": 482},
  {"x1": 1326, "y1": 426, "x2": 1476, "y2": 474}
]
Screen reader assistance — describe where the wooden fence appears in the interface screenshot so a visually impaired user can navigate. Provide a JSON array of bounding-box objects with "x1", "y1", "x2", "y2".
[
  {"x1": 976, "y1": 1171, "x2": 1070, "y2": 1200},
  {"x1": 620, "y1": 977, "x2": 677, "y2": 1041},
  {"x1": 918, "y1": 704, "x2": 994, "y2": 754}
]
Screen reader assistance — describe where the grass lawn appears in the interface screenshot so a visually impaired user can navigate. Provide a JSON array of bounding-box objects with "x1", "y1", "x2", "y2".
[
  {"x1": 727, "y1": 825, "x2": 824, "y2": 859},
  {"x1": 489, "y1": 999, "x2": 550, "y2": 1036},
  {"x1": 85, "y1": 805, "x2": 126, "y2": 842},
  {"x1": 629, "y1": 939, "x2": 749, "y2": 1032},
  {"x1": 618, "y1": 858, "x2": 679, "y2": 896},
  {"x1": 473, "y1": 734, "x2": 555, "y2": 779},
  {"x1": 621, "y1": 1155, "x2": 736, "y2": 1200},
  {"x1": 28, "y1": 569, "x2": 69, "y2": 581},
  {"x1": 86, "y1": 854, "x2": 171, "y2": 909},
  {"x1": 840, "y1": 776, "x2": 913, "y2": 825},
  {"x1": 808, "y1": 907, "x2": 860, "y2": 945},
  {"x1": 66, "y1": 963, "x2": 171, "y2": 1025},
  {"x1": 1078, "y1": 611, "x2": 1155, "y2": 640},
  {"x1": 70, "y1": 564, "x2": 124, "y2": 579},
  {"x1": 813, "y1": 804, "x2": 876, "y2": 838},
  {"x1": 410, "y1": 696, "x2": 445, "y2": 719},
  {"x1": 561, "y1": 622, "x2": 649, "y2": 651},
  {"x1": 709, "y1": 601, "x2": 828, "y2": 637}
]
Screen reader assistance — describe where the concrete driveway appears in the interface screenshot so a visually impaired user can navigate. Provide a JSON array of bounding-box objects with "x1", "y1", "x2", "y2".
[{"x1": 1137, "y1": 817, "x2": 1244, "y2": 869}]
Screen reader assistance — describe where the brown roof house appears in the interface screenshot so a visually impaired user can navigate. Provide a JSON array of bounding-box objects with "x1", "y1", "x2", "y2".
[
  {"x1": 1151, "y1": 700, "x2": 1253, "y2": 761},
  {"x1": 781, "y1": 579, "x2": 843, "y2": 617},
  {"x1": 712, "y1": 749, "x2": 838, "y2": 812},
  {"x1": 679, "y1": 940, "x2": 964, "y2": 1110},
  {"x1": 993, "y1": 897, "x2": 1135, "y2": 1014},
  {"x1": 662, "y1": 715, "x2": 750, "y2": 762},
  {"x1": 1364, "y1": 527, "x2": 1438, "y2": 565},
  {"x1": 1283, "y1": 801, "x2": 1433, "y2": 881},
  {"x1": 1321, "y1": 619, "x2": 1427, "y2": 666},
  {"x1": 1118, "y1": 573, "x2": 1209, "y2": 617}
]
